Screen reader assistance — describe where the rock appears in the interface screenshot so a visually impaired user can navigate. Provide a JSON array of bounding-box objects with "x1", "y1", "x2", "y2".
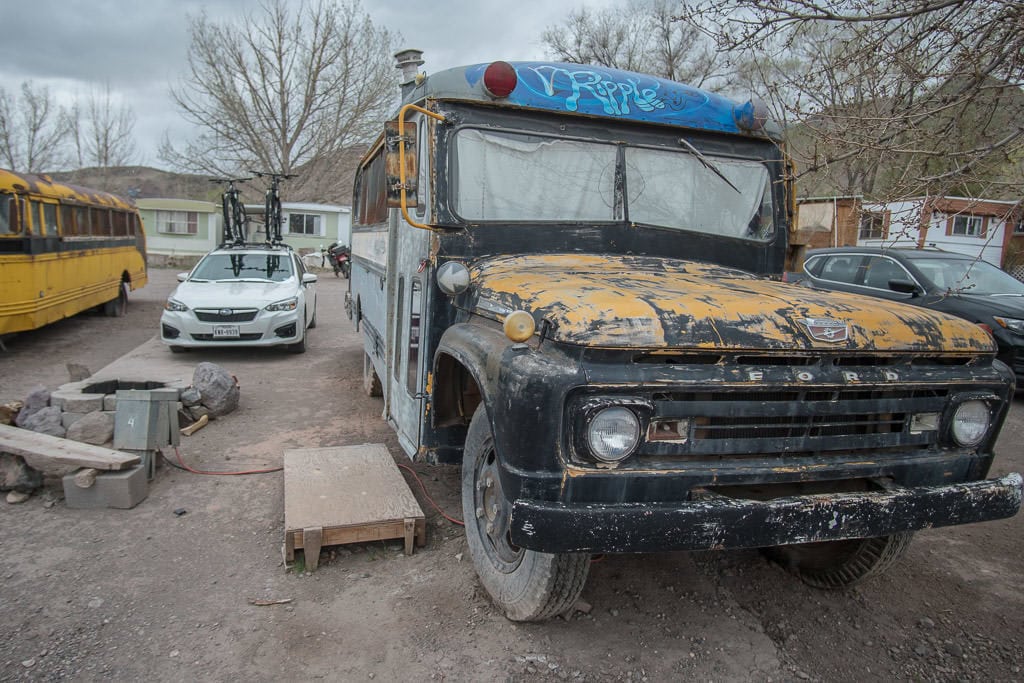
[
  {"x1": 15, "y1": 386, "x2": 50, "y2": 427},
  {"x1": 66, "y1": 411, "x2": 114, "y2": 445},
  {"x1": 61, "y1": 412, "x2": 87, "y2": 429},
  {"x1": 0, "y1": 401, "x2": 22, "y2": 425},
  {"x1": 0, "y1": 453, "x2": 43, "y2": 492},
  {"x1": 21, "y1": 406, "x2": 65, "y2": 438},
  {"x1": 66, "y1": 363, "x2": 92, "y2": 381},
  {"x1": 179, "y1": 387, "x2": 202, "y2": 407},
  {"x1": 574, "y1": 599, "x2": 593, "y2": 615},
  {"x1": 945, "y1": 642, "x2": 964, "y2": 658},
  {"x1": 7, "y1": 490, "x2": 31, "y2": 504},
  {"x1": 919, "y1": 617, "x2": 936, "y2": 629},
  {"x1": 177, "y1": 409, "x2": 195, "y2": 427},
  {"x1": 193, "y1": 363, "x2": 240, "y2": 417}
]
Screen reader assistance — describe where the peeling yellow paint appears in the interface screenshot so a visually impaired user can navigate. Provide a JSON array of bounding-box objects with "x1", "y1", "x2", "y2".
[{"x1": 471, "y1": 254, "x2": 993, "y2": 353}]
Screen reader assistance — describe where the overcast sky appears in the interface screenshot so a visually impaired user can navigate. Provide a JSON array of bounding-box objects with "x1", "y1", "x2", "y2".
[{"x1": 0, "y1": 0, "x2": 618, "y2": 169}]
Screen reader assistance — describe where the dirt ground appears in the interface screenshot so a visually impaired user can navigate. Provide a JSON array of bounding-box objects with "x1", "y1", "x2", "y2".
[{"x1": 1, "y1": 268, "x2": 1023, "y2": 682}]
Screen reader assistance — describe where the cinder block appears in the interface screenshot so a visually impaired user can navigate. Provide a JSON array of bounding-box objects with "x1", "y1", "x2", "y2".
[
  {"x1": 103, "y1": 394, "x2": 117, "y2": 411},
  {"x1": 51, "y1": 390, "x2": 103, "y2": 413},
  {"x1": 62, "y1": 465, "x2": 148, "y2": 509}
]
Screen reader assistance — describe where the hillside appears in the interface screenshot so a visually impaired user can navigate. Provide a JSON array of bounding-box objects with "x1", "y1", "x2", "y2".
[{"x1": 47, "y1": 146, "x2": 368, "y2": 207}]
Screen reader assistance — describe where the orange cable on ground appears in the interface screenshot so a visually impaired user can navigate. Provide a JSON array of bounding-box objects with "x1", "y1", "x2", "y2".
[
  {"x1": 397, "y1": 463, "x2": 464, "y2": 526},
  {"x1": 170, "y1": 446, "x2": 282, "y2": 476}
]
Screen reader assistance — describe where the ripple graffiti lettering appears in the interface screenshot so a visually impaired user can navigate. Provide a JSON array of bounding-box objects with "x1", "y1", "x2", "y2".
[{"x1": 526, "y1": 66, "x2": 665, "y2": 116}]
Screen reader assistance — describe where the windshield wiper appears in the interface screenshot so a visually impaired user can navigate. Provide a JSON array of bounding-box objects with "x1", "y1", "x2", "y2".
[{"x1": 678, "y1": 137, "x2": 741, "y2": 194}]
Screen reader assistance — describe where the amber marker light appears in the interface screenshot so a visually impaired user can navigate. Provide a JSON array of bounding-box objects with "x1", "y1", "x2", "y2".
[{"x1": 503, "y1": 310, "x2": 535, "y2": 342}]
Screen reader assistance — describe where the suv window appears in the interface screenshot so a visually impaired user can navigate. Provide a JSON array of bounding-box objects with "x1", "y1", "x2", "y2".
[
  {"x1": 863, "y1": 256, "x2": 911, "y2": 290},
  {"x1": 818, "y1": 255, "x2": 863, "y2": 284}
]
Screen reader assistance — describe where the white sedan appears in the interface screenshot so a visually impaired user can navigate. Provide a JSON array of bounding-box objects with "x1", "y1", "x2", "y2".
[{"x1": 160, "y1": 246, "x2": 317, "y2": 354}]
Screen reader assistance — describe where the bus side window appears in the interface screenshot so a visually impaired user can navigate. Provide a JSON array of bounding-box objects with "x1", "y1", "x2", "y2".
[
  {"x1": 74, "y1": 206, "x2": 88, "y2": 235},
  {"x1": 42, "y1": 203, "x2": 58, "y2": 237},
  {"x1": 91, "y1": 208, "x2": 111, "y2": 236},
  {"x1": 28, "y1": 200, "x2": 41, "y2": 235},
  {"x1": 394, "y1": 276, "x2": 405, "y2": 382},
  {"x1": 0, "y1": 195, "x2": 15, "y2": 234},
  {"x1": 406, "y1": 280, "x2": 422, "y2": 394},
  {"x1": 111, "y1": 210, "x2": 127, "y2": 236}
]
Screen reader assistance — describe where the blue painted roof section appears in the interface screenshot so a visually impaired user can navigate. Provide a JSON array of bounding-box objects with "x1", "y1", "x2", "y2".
[{"x1": 449, "y1": 62, "x2": 758, "y2": 137}]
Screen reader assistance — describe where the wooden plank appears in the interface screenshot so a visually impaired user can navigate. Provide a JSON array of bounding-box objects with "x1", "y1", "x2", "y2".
[
  {"x1": 0, "y1": 423, "x2": 140, "y2": 471},
  {"x1": 303, "y1": 527, "x2": 323, "y2": 570},
  {"x1": 283, "y1": 445, "x2": 426, "y2": 563}
]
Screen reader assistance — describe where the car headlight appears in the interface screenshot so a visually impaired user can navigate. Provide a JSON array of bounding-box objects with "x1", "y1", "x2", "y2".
[
  {"x1": 951, "y1": 400, "x2": 990, "y2": 447},
  {"x1": 994, "y1": 316, "x2": 1024, "y2": 335},
  {"x1": 165, "y1": 298, "x2": 188, "y2": 312},
  {"x1": 587, "y1": 406, "x2": 640, "y2": 462},
  {"x1": 265, "y1": 297, "x2": 298, "y2": 312}
]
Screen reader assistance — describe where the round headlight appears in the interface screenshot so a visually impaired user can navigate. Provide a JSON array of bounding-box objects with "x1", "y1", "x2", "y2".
[
  {"x1": 587, "y1": 407, "x2": 640, "y2": 462},
  {"x1": 503, "y1": 310, "x2": 535, "y2": 343},
  {"x1": 951, "y1": 400, "x2": 990, "y2": 447}
]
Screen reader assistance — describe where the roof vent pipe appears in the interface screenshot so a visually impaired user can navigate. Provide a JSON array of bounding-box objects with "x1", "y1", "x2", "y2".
[{"x1": 394, "y1": 49, "x2": 425, "y2": 86}]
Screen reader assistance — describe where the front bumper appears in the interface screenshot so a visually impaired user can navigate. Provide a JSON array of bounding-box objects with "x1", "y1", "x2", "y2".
[
  {"x1": 160, "y1": 309, "x2": 303, "y2": 348},
  {"x1": 509, "y1": 473, "x2": 1022, "y2": 553}
]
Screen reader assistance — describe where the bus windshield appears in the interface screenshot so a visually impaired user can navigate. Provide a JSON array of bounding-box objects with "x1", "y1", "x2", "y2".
[{"x1": 452, "y1": 128, "x2": 774, "y2": 241}]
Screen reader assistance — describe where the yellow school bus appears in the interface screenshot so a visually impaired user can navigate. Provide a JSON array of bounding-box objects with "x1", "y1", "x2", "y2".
[{"x1": 0, "y1": 168, "x2": 147, "y2": 337}]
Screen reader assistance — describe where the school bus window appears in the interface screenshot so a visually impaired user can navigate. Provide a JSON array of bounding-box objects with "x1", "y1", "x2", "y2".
[
  {"x1": 27, "y1": 200, "x2": 41, "y2": 234},
  {"x1": 394, "y1": 276, "x2": 405, "y2": 382},
  {"x1": 42, "y1": 203, "x2": 58, "y2": 236},
  {"x1": 406, "y1": 280, "x2": 422, "y2": 394},
  {"x1": 73, "y1": 206, "x2": 88, "y2": 235},
  {"x1": 111, "y1": 210, "x2": 128, "y2": 236},
  {"x1": 91, "y1": 207, "x2": 111, "y2": 235},
  {"x1": 0, "y1": 195, "x2": 15, "y2": 235}
]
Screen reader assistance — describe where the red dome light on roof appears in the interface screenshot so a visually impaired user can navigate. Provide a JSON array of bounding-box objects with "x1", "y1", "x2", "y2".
[{"x1": 482, "y1": 61, "x2": 517, "y2": 98}]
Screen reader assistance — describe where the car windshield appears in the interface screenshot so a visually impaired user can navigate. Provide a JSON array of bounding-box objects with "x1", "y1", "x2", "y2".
[
  {"x1": 912, "y1": 257, "x2": 1024, "y2": 296},
  {"x1": 452, "y1": 128, "x2": 774, "y2": 241},
  {"x1": 191, "y1": 253, "x2": 293, "y2": 282}
]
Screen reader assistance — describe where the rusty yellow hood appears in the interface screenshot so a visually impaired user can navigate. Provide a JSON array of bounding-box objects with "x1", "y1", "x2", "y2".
[{"x1": 469, "y1": 254, "x2": 994, "y2": 352}]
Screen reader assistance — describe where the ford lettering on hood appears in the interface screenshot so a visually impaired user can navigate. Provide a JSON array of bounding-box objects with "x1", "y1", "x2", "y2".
[{"x1": 467, "y1": 254, "x2": 995, "y2": 353}]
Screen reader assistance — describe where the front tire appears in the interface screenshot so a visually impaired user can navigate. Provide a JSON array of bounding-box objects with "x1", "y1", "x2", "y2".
[
  {"x1": 462, "y1": 404, "x2": 589, "y2": 621},
  {"x1": 763, "y1": 532, "x2": 914, "y2": 589}
]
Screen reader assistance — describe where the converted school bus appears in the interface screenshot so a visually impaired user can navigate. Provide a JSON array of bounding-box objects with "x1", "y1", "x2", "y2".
[{"x1": 347, "y1": 55, "x2": 1021, "y2": 621}]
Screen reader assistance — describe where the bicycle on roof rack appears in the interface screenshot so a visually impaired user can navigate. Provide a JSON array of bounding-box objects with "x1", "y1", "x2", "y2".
[
  {"x1": 252, "y1": 171, "x2": 296, "y2": 246},
  {"x1": 210, "y1": 177, "x2": 251, "y2": 246}
]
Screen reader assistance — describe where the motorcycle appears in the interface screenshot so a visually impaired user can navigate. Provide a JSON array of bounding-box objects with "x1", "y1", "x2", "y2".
[{"x1": 323, "y1": 243, "x2": 350, "y2": 279}]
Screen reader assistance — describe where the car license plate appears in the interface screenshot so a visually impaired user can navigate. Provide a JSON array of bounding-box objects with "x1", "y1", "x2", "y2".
[{"x1": 213, "y1": 325, "x2": 240, "y2": 338}]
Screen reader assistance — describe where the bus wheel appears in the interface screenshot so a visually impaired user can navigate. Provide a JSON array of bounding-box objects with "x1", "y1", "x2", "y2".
[
  {"x1": 363, "y1": 352, "x2": 382, "y2": 397},
  {"x1": 762, "y1": 532, "x2": 914, "y2": 589},
  {"x1": 462, "y1": 404, "x2": 589, "y2": 621},
  {"x1": 103, "y1": 284, "x2": 128, "y2": 317}
]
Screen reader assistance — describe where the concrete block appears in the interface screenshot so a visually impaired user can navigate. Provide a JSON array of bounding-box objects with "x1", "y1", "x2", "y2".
[
  {"x1": 62, "y1": 465, "x2": 148, "y2": 509},
  {"x1": 103, "y1": 394, "x2": 117, "y2": 411},
  {"x1": 51, "y1": 389, "x2": 103, "y2": 413},
  {"x1": 61, "y1": 412, "x2": 87, "y2": 429}
]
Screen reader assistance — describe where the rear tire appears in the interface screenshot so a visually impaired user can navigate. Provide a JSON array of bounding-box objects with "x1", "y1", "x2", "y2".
[
  {"x1": 763, "y1": 532, "x2": 914, "y2": 589},
  {"x1": 462, "y1": 404, "x2": 589, "y2": 621},
  {"x1": 103, "y1": 283, "x2": 127, "y2": 317},
  {"x1": 362, "y1": 351, "x2": 382, "y2": 397}
]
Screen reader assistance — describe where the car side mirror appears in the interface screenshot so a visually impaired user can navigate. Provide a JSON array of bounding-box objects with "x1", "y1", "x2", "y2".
[
  {"x1": 176, "y1": 272, "x2": 189, "y2": 283},
  {"x1": 888, "y1": 278, "x2": 922, "y2": 296},
  {"x1": 302, "y1": 273, "x2": 318, "y2": 285}
]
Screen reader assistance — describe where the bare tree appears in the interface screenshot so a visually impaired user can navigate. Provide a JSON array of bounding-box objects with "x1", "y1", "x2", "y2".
[
  {"x1": 161, "y1": 0, "x2": 398, "y2": 183},
  {"x1": 680, "y1": 0, "x2": 1024, "y2": 201},
  {"x1": 70, "y1": 83, "x2": 138, "y2": 168},
  {"x1": 542, "y1": 0, "x2": 733, "y2": 89},
  {"x1": 0, "y1": 81, "x2": 72, "y2": 173}
]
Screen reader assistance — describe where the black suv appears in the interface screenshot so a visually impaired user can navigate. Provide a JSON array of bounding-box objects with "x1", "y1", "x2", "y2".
[{"x1": 801, "y1": 247, "x2": 1024, "y2": 383}]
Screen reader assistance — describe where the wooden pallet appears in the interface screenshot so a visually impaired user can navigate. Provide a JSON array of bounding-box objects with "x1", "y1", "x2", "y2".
[{"x1": 283, "y1": 444, "x2": 426, "y2": 570}]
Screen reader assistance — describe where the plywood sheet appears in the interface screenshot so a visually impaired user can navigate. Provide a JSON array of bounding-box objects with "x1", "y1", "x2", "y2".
[
  {"x1": 0, "y1": 423, "x2": 140, "y2": 471},
  {"x1": 283, "y1": 444, "x2": 426, "y2": 565}
]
